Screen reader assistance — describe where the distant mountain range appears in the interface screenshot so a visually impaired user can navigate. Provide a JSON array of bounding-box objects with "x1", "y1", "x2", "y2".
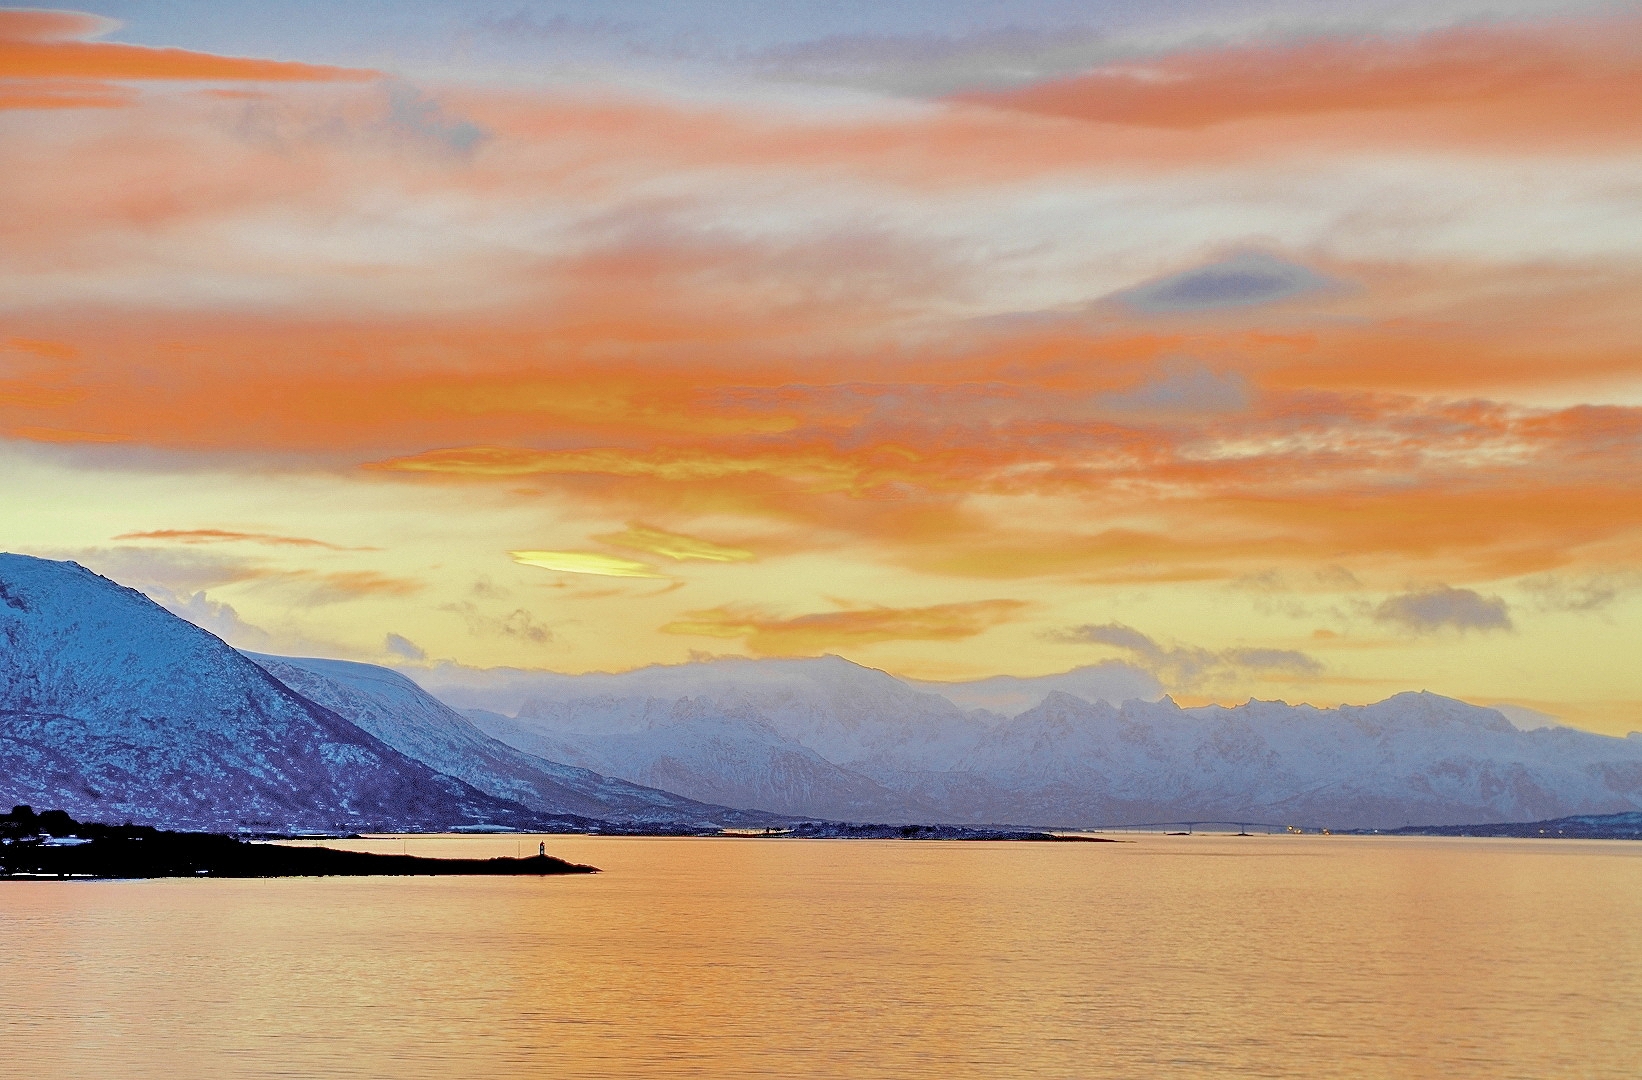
[
  {"x1": 247, "y1": 654, "x2": 777, "y2": 829},
  {"x1": 430, "y1": 655, "x2": 1642, "y2": 830},
  {"x1": 5, "y1": 551, "x2": 1642, "y2": 834}
]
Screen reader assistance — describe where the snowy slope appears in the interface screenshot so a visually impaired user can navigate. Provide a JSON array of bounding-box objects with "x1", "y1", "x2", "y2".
[
  {"x1": 248, "y1": 654, "x2": 784, "y2": 827},
  {"x1": 468, "y1": 697, "x2": 930, "y2": 821},
  {"x1": 0, "y1": 554, "x2": 556, "y2": 833},
  {"x1": 482, "y1": 655, "x2": 994, "y2": 772},
  {"x1": 944, "y1": 692, "x2": 1641, "y2": 827},
  {"x1": 951, "y1": 691, "x2": 1642, "y2": 827}
]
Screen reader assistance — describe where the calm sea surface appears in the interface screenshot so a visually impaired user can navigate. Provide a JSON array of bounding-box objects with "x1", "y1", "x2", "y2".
[{"x1": 2, "y1": 834, "x2": 1640, "y2": 1079}]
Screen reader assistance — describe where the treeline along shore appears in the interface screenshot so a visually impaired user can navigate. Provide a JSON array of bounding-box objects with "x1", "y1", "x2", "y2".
[{"x1": 0, "y1": 806, "x2": 599, "y2": 879}]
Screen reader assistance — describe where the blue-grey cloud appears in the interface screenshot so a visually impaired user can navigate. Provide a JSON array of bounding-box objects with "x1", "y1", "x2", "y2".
[
  {"x1": 1519, "y1": 571, "x2": 1639, "y2": 614},
  {"x1": 385, "y1": 632, "x2": 428, "y2": 660},
  {"x1": 1057, "y1": 621, "x2": 1158, "y2": 655},
  {"x1": 753, "y1": 25, "x2": 1120, "y2": 96},
  {"x1": 1112, "y1": 252, "x2": 1335, "y2": 313},
  {"x1": 49, "y1": 546, "x2": 260, "y2": 595},
  {"x1": 146, "y1": 585, "x2": 276, "y2": 650},
  {"x1": 441, "y1": 601, "x2": 554, "y2": 643},
  {"x1": 1373, "y1": 585, "x2": 1512, "y2": 633},
  {"x1": 1221, "y1": 647, "x2": 1324, "y2": 676},
  {"x1": 1050, "y1": 621, "x2": 1322, "y2": 687},
  {"x1": 1098, "y1": 363, "x2": 1251, "y2": 415},
  {"x1": 385, "y1": 83, "x2": 489, "y2": 155}
]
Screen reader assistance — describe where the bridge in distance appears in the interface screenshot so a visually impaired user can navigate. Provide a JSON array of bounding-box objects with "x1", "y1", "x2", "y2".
[{"x1": 1076, "y1": 820, "x2": 1321, "y2": 835}]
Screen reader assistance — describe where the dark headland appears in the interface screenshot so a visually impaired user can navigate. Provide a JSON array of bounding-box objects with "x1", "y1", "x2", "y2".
[
  {"x1": 1361, "y1": 810, "x2": 1642, "y2": 840},
  {"x1": 0, "y1": 807, "x2": 599, "y2": 879}
]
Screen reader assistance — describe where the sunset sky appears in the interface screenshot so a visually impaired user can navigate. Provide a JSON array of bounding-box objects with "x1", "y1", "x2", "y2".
[{"x1": 4, "y1": 1, "x2": 1640, "y2": 732}]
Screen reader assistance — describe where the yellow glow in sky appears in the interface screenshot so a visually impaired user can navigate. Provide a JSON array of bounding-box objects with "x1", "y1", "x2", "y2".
[{"x1": 510, "y1": 551, "x2": 664, "y2": 578}]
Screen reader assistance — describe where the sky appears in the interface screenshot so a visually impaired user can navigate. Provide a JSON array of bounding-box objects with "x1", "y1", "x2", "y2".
[{"x1": 3, "y1": 0, "x2": 1640, "y2": 732}]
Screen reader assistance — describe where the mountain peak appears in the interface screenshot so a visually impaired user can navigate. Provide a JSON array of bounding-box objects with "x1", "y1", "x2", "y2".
[{"x1": 0, "y1": 552, "x2": 544, "y2": 832}]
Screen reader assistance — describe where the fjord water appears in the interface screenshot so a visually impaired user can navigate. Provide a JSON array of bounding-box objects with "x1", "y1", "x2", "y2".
[{"x1": 2, "y1": 836, "x2": 1640, "y2": 1079}]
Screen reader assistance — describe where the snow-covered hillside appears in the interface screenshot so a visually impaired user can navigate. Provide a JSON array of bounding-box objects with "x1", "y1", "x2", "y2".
[
  {"x1": 943, "y1": 691, "x2": 1642, "y2": 828},
  {"x1": 442, "y1": 655, "x2": 1642, "y2": 829},
  {"x1": 474, "y1": 698, "x2": 932, "y2": 821},
  {"x1": 248, "y1": 654, "x2": 784, "y2": 828},
  {"x1": 0, "y1": 554, "x2": 558, "y2": 833},
  {"x1": 445, "y1": 655, "x2": 994, "y2": 770}
]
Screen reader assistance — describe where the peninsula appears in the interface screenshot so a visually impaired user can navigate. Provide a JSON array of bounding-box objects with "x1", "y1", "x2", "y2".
[{"x1": 0, "y1": 807, "x2": 599, "y2": 879}]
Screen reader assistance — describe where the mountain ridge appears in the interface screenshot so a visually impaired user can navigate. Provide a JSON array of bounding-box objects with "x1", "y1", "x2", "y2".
[
  {"x1": 441, "y1": 660, "x2": 1642, "y2": 830},
  {"x1": 246, "y1": 653, "x2": 789, "y2": 828},
  {"x1": 0, "y1": 554, "x2": 557, "y2": 833}
]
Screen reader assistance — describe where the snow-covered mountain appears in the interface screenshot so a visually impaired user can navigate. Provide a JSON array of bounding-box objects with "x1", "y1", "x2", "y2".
[
  {"x1": 474, "y1": 698, "x2": 932, "y2": 821},
  {"x1": 449, "y1": 655, "x2": 994, "y2": 771},
  {"x1": 905, "y1": 662, "x2": 1163, "y2": 716},
  {"x1": 445, "y1": 655, "x2": 1642, "y2": 829},
  {"x1": 943, "y1": 691, "x2": 1642, "y2": 828},
  {"x1": 0, "y1": 554, "x2": 551, "y2": 833},
  {"x1": 439, "y1": 655, "x2": 990, "y2": 819},
  {"x1": 247, "y1": 654, "x2": 783, "y2": 828}
]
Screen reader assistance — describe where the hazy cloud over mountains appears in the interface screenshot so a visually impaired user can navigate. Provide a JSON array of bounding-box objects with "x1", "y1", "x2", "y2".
[{"x1": 1049, "y1": 622, "x2": 1323, "y2": 687}]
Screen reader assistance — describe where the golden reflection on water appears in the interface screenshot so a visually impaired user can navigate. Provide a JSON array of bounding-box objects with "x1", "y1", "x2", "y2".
[{"x1": 2, "y1": 834, "x2": 1640, "y2": 1079}]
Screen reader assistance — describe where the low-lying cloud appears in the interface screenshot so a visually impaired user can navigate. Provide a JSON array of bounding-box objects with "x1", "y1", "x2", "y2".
[
  {"x1": 146, "y1": 586, "x2": 273, "y2": 649},
  {"x1": 55, "y1": 546, "x2": 261, "y2": 595},
  {"x1": 664, "y1": 599, "x2": 1028, "y2": 656},
  {"x1": 384, "y1": 632, "x2": 427, "y2": 660},
  {"x1": 1050, "y1": 621, "x2": 1323, "y2": 689},
  {"x1": 441, "y1": 601, "x2": 554, "y2": 645},
  {"x1": 1519, "y1": 571, "x2": 1638, "y2": 614}
]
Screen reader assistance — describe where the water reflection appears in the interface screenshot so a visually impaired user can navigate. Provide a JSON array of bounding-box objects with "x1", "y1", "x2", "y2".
[{"x1": 2, "y1": 835, "x2": 1639, "y2": 1078}]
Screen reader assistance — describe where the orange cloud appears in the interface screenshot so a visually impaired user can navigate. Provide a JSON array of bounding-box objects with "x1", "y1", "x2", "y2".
[
  {"x1": 0, "y1": 9, "x2": 377, "y2": 87},
  {"x1": 7, "y1": 424, "x2": 128, "y2": 443},
  {"x1": 958, "y1": 18, "x2": 1642, "y2": 146},
  {"x1": 19, "y1": 305, "x2": 1614, "y2": 459},
  {"x1": 0, "y1": 77, "x2": 133, "y2": 109},
  {"x1": 661, "y1": 599, "x2": 1029, "y2": 656},
  {"x1": 306, "y1": 570, "x2": 422, "y2": 597},
  {"x1": 256, "y1": 569, "x2": 425, "y2": 605},
  {"x1": 462, "y1": 25, "x2": 1641, "y2": 191},
  {"x1": 368, "y1": 445, "x2": 887, "y2": 493},
  {"x1": 595, "y1": 523, "x2": 755, "y2": 563},
  {"x1": 53, "y1": 546, "x2": 422, "y2": 606},
  {"x1": 2, "y1": 304, "x2": 1636, "y2": 587},
  {"x1": 113, "y1": 529, "x2": 378, "y2": 551},
  {"x1": 0, "y1": 10, "x2": 117, "y2": 42}
]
